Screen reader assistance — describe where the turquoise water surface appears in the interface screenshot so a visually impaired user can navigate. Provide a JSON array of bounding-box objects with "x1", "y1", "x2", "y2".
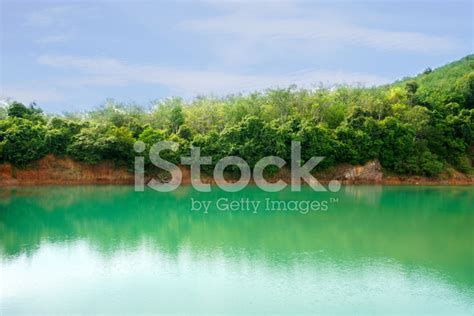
[{"x1": 1, "y1": 185, "x2": 473, "y2": 314}]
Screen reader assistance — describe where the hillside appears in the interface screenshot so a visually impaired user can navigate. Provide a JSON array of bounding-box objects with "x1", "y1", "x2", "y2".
[
  {"x1": 394, "y1": 54, "x2": 474, "y2": 108},
  {"x1": 0, "y1": 55, "x2": 473, "y2": 184}
]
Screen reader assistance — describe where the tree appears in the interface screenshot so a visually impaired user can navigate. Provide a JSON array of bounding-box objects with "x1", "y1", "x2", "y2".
[
  {"x1": 377, "y1": 117, "x2": 415, "y2": 173},
  {"x1": 168, "y1": 105, "x2": 185, "y2": 133},
  {"x1": 45, "y1": 118, "x2": 84, "y2": 156},
  {"x1": 67, "y1": 125, "x2": 108, "y2": 163},
  {"x1": 138, "y1": 127, "x2": 182, "y2": 165},
  {"x1": 405, "y1": 81, "x2": 419, "y2": 105},
  {"x1": 177, "y1": 124, "x2": 193, "y2": 141},
  {"x1": 7, "y1": 102, "x2": 44, "y2": 121},
  {"x1": 295, "y1": 123, "x2": 336, "y2": 169},
  {"x1": 219, "y1": 116, "x2": 272, "y2": 168},
  {"x1": 423, "y1": 67, "x2": 432, "y2": 75},
  {"x1": 0, "y1": 55, "x2": 472, "y2": 177},
  {"x1": 0, "y1": 118, "x2": 47, "y2": 166},
  {"x1": 67, "y1": 124, "x2": 134, "y2": 165},
  {"x1": 454, "y1": 72, "x2": 474, "y2": 109}
]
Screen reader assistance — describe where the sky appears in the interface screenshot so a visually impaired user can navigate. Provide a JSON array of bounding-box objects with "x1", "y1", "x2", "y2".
[{"x1": 0, "y1": 0, "x2": 472, "y2": 113}]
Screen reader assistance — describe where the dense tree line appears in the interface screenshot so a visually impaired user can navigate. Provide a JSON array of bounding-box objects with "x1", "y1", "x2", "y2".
[{"x1": 0, "y1": 55, "x2": 473, "y2": 176}]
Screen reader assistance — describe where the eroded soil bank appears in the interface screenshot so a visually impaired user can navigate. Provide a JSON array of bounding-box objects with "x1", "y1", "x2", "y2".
[{"x1": 0, "y1": 155, "x2": 472, "y2": 186}]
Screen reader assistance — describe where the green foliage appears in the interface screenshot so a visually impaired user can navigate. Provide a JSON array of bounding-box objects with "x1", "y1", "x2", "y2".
[
  {"x1": 396, "y1": 55, "x2": 474, "y2": 109},
  {"x1": 454, "y1": 72, "x2": 474, "y2": 109},
  {"x1": 168, "y1": 105, "x2": 185, "y2": 133},
  {"x1": 0, "y1": 55, "x2": 473, "y2": 177},
  {"x1": 177, "y1": 124, "x2": 193, "y2": 141},
  {"x1": 67, "y1": 124, "x2": 134, "y2": 165},
  {"x1": 0, "y1": 105, "x2": 7, "y2": 120},
  {"x1": 67, "y1": 125, "x2": 108, "y2": 163},
  {"x1": 192, "y1": 130, "x2": 224, "y2": 173},
  {"x1": 138, "y1": 127, "x2": 182, "y2": 165},
  {"x1": 7, "y1": 102, "x2": 44, "y2": 122},
  {"x1": 218, "y1": 116, "x2": 273, "y2": 168},
  {"x1": 335, "y1": 125, "x2": 378, "y2": 165},
  {"x1": 377, "y1": 117, "x2": 415, "y2": 173},
  {"x1": 137, "y1": 126, "x2": 165, "y2": 143},
  {"x1": 296, "y1": 123, "x2": 336, "y2": 168},
  {"x1": 0, "y1": 117, "x2": 47, "y2": 166},
  {"x1": 45, "y1": 117, "x2": 84, "y2": 156}
]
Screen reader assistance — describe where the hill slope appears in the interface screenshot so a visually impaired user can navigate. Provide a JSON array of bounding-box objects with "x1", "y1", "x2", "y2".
[
  {"x1": 395, "y1": 54, "x2": 474, "y2": 108},
  {"x1": 0, "y1": 55, "x2": 473, "y2": 183}
]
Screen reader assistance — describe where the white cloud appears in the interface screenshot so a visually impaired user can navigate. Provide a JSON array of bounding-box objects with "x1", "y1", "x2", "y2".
[
  {"x1": 180, "y1": 13, "x2": 457, "y2": 54},
  {"x1": 35, "y1": 33, "x2": 71, "y2": 44},
  {"x1": 37, "y1": 55, "x2": 390, "y2": 96},
  {"x1": 25, "y1": 6, "x2": 74, "y2": 27},
  {"x1": 25, "y1": 5, "x2": 97, "y2": 46},
  {"x1": 0, "y1": 86, "x2": 64, "y2": 104}
]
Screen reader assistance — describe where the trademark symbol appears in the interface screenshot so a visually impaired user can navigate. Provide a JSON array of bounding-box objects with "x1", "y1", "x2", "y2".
[{"x1": 330, "y1": 197, "x2": 339, "y2": 203}]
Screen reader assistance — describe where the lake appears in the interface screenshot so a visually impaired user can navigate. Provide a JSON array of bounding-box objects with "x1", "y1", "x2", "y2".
[{"x1": 1, "y1": 185, "x2": 473, "y2": 314}]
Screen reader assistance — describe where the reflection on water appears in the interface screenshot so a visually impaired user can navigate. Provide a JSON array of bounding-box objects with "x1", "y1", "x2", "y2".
[{"x1": 1, "y1": 185, "x2": 473, "y2": 314}]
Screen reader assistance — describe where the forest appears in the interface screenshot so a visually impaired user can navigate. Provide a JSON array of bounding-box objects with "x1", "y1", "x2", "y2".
[{"x1": 0, "y1": 55, "x2": 473, "y2": 177}]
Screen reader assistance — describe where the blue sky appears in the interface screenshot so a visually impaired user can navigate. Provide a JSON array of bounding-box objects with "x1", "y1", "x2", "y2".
[{"x1": 0, "y1": 0, "x2": 472, "y2": 113}]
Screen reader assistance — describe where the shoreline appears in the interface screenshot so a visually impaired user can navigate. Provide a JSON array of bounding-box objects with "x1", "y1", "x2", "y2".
[
  {"x1": 1, "y1": 155, "x2": 472, "y2": 187},
  {"x1": 2, "y1": 182, "x2": 473, "y2": 188}
]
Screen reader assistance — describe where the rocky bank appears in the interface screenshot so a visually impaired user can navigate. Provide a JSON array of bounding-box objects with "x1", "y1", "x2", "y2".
[{"x1": 0, "y1": 154, "x2": 472, "y2": 186}]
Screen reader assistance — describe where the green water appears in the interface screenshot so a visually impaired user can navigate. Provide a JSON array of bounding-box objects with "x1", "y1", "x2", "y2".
[{"x1": 1, "y1": 185, "x2": 473, "y2": 314}]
